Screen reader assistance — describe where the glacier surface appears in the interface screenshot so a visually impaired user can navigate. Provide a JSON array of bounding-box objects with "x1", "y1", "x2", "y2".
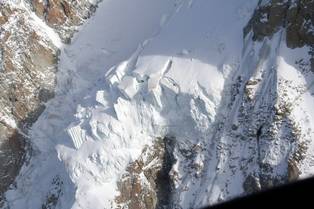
[{"x1": 4, "y1": 0, "x2": 314, "y2": 209}]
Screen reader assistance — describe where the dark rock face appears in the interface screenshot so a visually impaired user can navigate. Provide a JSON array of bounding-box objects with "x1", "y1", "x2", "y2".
[
  {"x1": 244, "y1": 0, "x2": 314, "y2": 69},
  {"x1": 27, "y1": 0, "x2": 100, "y2": 43},
  {"x1": 286, "y1": 0, "x2": 314, "y2": 48},
  {"x1": 243, "y1": 175, "x2": 261, "y2": 194},
  {"x1": 41, "y1": 176, "x2": 63, "y2": 209},
  {"x1": 0, "y1": 129, "x2": 26, "y2": 205},
  {"x1": 115, "y1": 137, "x2": 176, "y2": 209},
  {"x1": 244, "y1": 0, "x2": 290, "y2": 41},
  {"x1": 244, "y1": 0, "x2": 314, "y2": 46}
]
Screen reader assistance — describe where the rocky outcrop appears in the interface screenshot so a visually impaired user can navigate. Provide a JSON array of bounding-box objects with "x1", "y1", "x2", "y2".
[
  {"x1": 41, "y1": 176, "x2": 63, "y2": 209},
  {"x1": 0, "y1": 3, "x2": 58, "y2": 203},
  {"x1": 244, "y1": 0, "x2": 290, "y2": 41},
  {"x1": 0, "y1": 0, "x2": 100, "y2": 204},
  {"x1": 27, "y1": 0, "x2": 100, "y2": 43},
  {"x1": 241, "y1": 0, "x2": 314, "y2": 191},
  {"x1": 0, "y1": 129, "x2": 25, "y2": 207},
  {"x1": 244, "y1": 0, "x2": 314, "y2": 69},
  {"x1": 286, "y1": 0, "x2": 314, "y2": 48},
  {"x1": 115, "y1": 137, "x2": 176, "y2": 209}
]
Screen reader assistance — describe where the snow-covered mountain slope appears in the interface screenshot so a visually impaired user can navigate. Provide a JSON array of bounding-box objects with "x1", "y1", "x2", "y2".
[
  {"x1": 0, "y1": 0, "x2": 101, "y2": 204},
  {"x1": 3, "y1": 0, "x2": 185, "y2": 208},
  {"x1": 2, "y1": 0, "x2": 314, "y2": 209}
]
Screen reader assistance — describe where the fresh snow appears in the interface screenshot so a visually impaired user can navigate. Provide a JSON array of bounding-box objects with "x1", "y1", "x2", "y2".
[
  {"x1": 4, "y1": 0, "x2": 314, "y2": 209},
  {"x1": 5, "y1": 0, "x2": 185, "y2": 209}
]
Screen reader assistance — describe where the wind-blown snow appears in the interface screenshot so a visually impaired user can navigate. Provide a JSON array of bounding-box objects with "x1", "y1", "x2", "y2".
[
  {"x1": 4, "y1": 0, "x2": 314, "y2": 209},
  {"x1": 4, "y1": 0, "x2": 185, "y2": 208}
]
